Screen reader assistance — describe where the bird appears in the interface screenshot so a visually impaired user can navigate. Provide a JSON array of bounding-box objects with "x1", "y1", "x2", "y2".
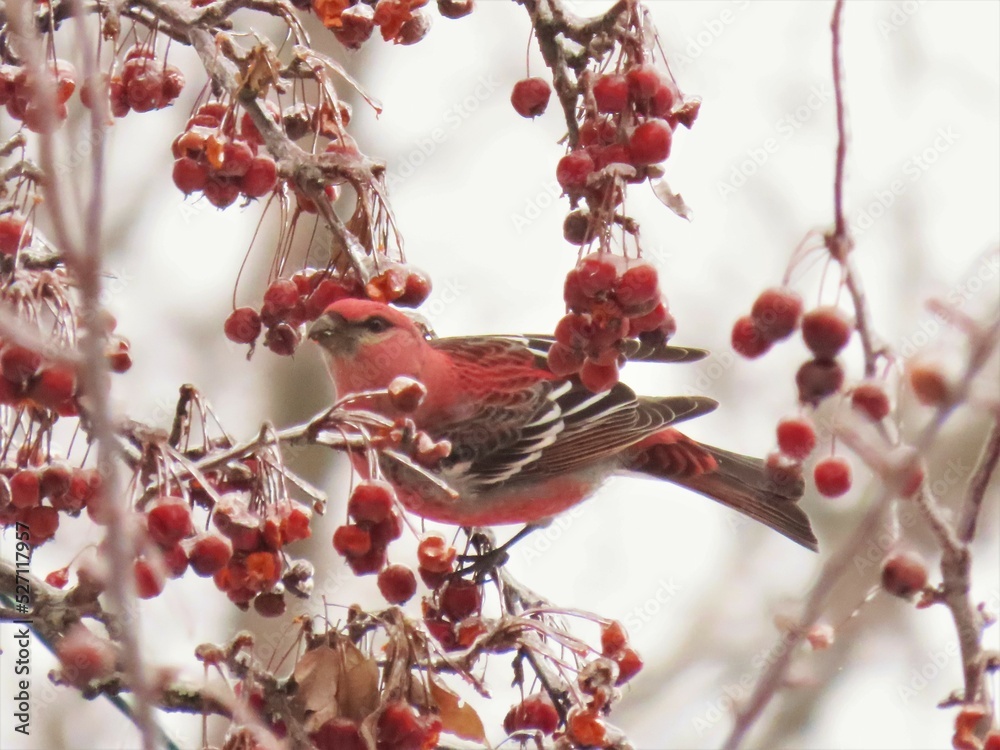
[{"x1": 308, "y1": 298, "x2": 817, "y2": 551}]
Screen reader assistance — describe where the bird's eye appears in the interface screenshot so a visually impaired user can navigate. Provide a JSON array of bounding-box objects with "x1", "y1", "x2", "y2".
[{"x1": 364, "y1": 316, "x2": 391, "y2": 333}]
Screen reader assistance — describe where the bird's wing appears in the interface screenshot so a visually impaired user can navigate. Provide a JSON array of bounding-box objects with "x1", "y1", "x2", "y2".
[{"x1": 429, "y1": 335, "x2": 716, "y2": 493}]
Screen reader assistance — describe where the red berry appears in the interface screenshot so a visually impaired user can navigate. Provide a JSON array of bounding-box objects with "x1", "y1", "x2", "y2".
[
  {"x1": 0, "y1": 214, "x2": 31, "y2": 256},
  {"x1": 776, "y1": 416, "x2": 817, "y2": 460},
  {"x1": 134, "y1": 559, "x2": 165, "y2": 599},
  {"x1": 579, "y1": 117, "x2": 617, "y2": 147},
  {"x1": 751, "y1": 287, "x2": 803, "y2": 341},
  {"x1": 23, "y1": 505, "x2": 59, "y2": 545},
  {"x1": 851, "y1": 382, "x2": 891, "y2": 421},
  {"x1": 217, "y1": 140, "x2": 255, "y2": 178},
  {"x1": 369, "y1": 511, "x2": 403, "y2": 547},
  {"x1": 629, "y1": 301, "x2": 670, "y2": 334},
  {"x1": 263, "y1": 322, "x2": 301, "y2": 356},
  {"x1": 161, "y1": 543, "x2": 189, "y2": 578},
  {"x1": 615, "y1": 646, "x2": 643, "y2": 684},
  {"x1": 628, "y1": 119, "x2": 672, "y2": 165},
  {"x1": 203, "y1": 178, "x2": 241, "y2": 208},
  {"x1": 796, "y1": 358, "x2": 844, "y2": 404},
  {"x1": 10, "y1": 470, "x2": 41, "y2": 509},
  {"x1": 45, "y1": 567, "x2": 70, "y2": 589},
  {"x1": 123, "y1": 60, "x2": 166, "y2": 113},
  {"x1": 649, "y1": 80, "x2": 676, "y2": 118},
  {"x1": 376, "y1": 701, "x2": 440, "y2": 750},
  {"x1": 348, "y1": 480, "x2": 396, "y2": 523},
  {"x1": 801, "y1": 307, "x2": 853, "y2": 358},
  {"x1": 547, "y1": 342, "x2": 585, "y2": 377},
  {"x1": 189, "y1": 533, "x2": 232, "y2": 576},
  {"x1": 311, "y1": 717, "x2": 365, "y2": 750},
  {"x1": 52, "y1": 60, "x2": 77, "y2": 104},
  {"x1": 28, "y1": 365, "x2": 77, "y2": 409},
  {"x1": 377, "y1": 564, "x2": 417, "y2": 604},
  {"x1": 503, "y1": 693, "x2": 559, "y2": 735},
  {"x1": 554, "y1": 313, "x2": 591, "y2": 349},
  {"x1": 908, "y1": 360, "x2": 951, "y2": 406},
  {"x1": 263, "y1": 279, "x2": 300, "y2": 315},
  {"x1": 56, "y1": 624, "x2": 116, "y2": 687},
  {"x1": 731, "y1": 316, "x2": 771, "y2": 359},
  {"x1": 814, "y1": 456, "x2": 852, "y2": 498},
  {"x1": 224, "y1": 307, "x2": 262, "y2": 344},
  {"x1": 417, "y1": 533, "x2": 456, "y2": 574},
  {"x1": 510, "y1": 77, "x2": 551, "y2": 118},
  {"x1": 334, "y1": 4, "x2": 376, "y2": 49},
  {"x1": 162, "y1": 65, "x2": 184, "y2": 101},
  {"x1": 1, "y1": 344, "x2": 42, "y2": 383},
  {"x1": 439, "y1": 578, "x2": 482, "y2": 620},
  {"x1": 576, "y1": 255, "x2": 620, "y2": 298},
  {"x1": 593, "y1": 74, "x2": 629, "y2": 113},
  {"x1": 146, "y1": 497, "x2": 194, "y2": 548},
  {"x1": 333, "y1": 524, "x2": 372, "y2": 558},
  {"x1": 580, "y1": 360, "x2": 619, "y2": 392},
  {"x1": 600, "y1": 620, "x2": 628, "y2": 656},
  {"x1": 626, "y1": 65, "x2": 664, "y2": 102},
  {"x1": 567, "y1": 708, "x2": 607, "y2": 748},
  {"x1": 880, "y1": 550, "x2": 928, "y2": 598},
  {"x1": 240, "y1": 156, "x2": 278, "y2": 198},
  {"x1": 556, "y1": 150, "x2": 595, "y2": 193},
  {"x1": 41, "y1": 463, "x2": 73, "y2": 505},
  {"x1": 280, "y1": 506, "x2": 312, "y2": 544},
  {"x1": 395, "y1": 268, "x2": 432, "y2": 307},
  {"x1": 387, "y1": 376, "x2": 427, "y2": 412},
  {"x1": 437, "y1": 0, "x2": 474, "y2": 19},
  {"x1": 614, "y1": 263, "x2": 660, "y2": 315}
]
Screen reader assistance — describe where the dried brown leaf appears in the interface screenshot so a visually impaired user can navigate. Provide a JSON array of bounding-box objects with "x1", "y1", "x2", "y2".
[{"x1": 429, "y1": 677, "x2": 487, "y2": 744}]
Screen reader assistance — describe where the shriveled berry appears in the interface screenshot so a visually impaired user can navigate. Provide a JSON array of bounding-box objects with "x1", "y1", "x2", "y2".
[
  {"x1": 751, "y1": 287, "x2": 803, "y2": 341},
  {"x1": 881, "y1": 550, "x2": 928, "y2": 598},
  {"x1": 437, "y1": 0, "x2": 474, "y2": 19},
  {"x1": 563, "y1": 210, "x2": 593, "y2": 245},
  {"x1": 814, "y1": 456, "x2": 852, "y2": 498},
  {"x1": 796, "y1": 358, "x2": 844, "y2": 404},
  {"x1": 417, "y1": 533, "x2": 456, "y2": 574},
  {"x1": 240, "y1": 156, "x2": 278, "y2": 198},
  {"x1": 776, "y1": 416, "x2": 817, "y2": 460},
  {"x1": 731, "y1": 316, "x2": 771, "y2": 359},
  {"x1": 189, "y1": 533, "x2": 232, "y2": 576},
  {"x1": 388, "y1": 376, "x2": 426, "y2": 412},
  {"x1": 263, "y1": 322, "x2": 301, "y2": 355},
  {"x1": 439, "y1": 578, "x2": 482, "y2": 620},
  {"x1": 311, "y1": 717, "x2": 365, "y2": 750},
  {"x1": 615, "y1": 646, "x2": 643, "y2": 684},
  {"x1": 600, "y1": 620, "x2": 628, "y2": 656},
  {"x1": 334, "y1": 4, "x2": 376, "y2": 49},
  {"x1": 801, "y1": 307, "x2": 853, "y2": 358},
  {"x1": 851, "y1": 382, "x2": 891, "y2": 421},
  {"x1": 567, "y1": 708, "x2": 607, "y2": 748},
  {"x1": 510, "y1": 77, "x2": 551, "y2": 118},
  {"x1": 377, "y1": 564, "x2": 417, "y2": 604},
  {"x1": 253, "y1": 591, "x2": 287, "y2": 617},
  {"x1": 45, "y1": 567, "x2": 70, "y2": 589},
  {"x1": 146, "y1": 497, "x2": 194, "y2": 548}
]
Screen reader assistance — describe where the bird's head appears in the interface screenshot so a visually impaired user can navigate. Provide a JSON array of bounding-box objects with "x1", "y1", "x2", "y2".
[{"x1": 308, "y1": 299, "x2": 428, "y2": 392}]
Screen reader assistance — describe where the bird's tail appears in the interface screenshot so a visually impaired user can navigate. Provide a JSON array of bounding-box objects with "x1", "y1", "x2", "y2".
[{"x1": 625, "y1": 429, "x2": 818, "y2": 551}]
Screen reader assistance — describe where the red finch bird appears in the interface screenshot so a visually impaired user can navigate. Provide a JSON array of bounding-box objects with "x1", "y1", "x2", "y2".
[{"x1": 308, "y1": 299, "x2": 817, "y2": 551}]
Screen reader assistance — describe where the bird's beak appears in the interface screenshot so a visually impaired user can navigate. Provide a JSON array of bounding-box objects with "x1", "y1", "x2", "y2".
[{"x1": 307, "y1": 313, "x2": 354, "y2": 355}]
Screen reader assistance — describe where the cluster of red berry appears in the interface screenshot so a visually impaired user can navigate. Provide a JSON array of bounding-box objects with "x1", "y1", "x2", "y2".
[
  {"x1": 81, "y1": 46, "x2": 184, "y2": 119},
  {"x1": 551, "y1": 252, "x2": 673, "y2": 391},
  {"x1": 0, "y1": 60, "x2": 76, "y2": 133},
  {"x1": 224, "y1": 264, "x2": 430, "y2": 356},
  {"x1": 553, "y1": 63, "x2": 690, "y2": 200},
  {"x1": 311, "y1": 0, "x2": 473, "y2": 49},
  {"x1": 0, "y1": 463, "x2": 101, "y2": 547},
  {"x1": 332, "y1": 479, "x2": 405, "y2": 577},
  {"x1": 171, "y1": 102, "x2": 279, "y2": 208}
]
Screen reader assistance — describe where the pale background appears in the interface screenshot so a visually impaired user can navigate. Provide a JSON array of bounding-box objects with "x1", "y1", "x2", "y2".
[{"x1": 1, "y1": 1, "x2": 998, "y2": 748}]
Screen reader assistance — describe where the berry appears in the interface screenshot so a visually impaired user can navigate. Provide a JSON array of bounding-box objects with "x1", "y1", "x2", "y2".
[
  {"x1": 881, "y1": 550, "x2": 928, "y2": 598},
  {"x1": 556, "y1": 150, "x2": 595, "y2": 193},
  {"x1": 263, "y1": 323, "x2": 301, "y2": 356},
  {"x1": 576, "y1": 255, "x2": 620, "y2": 298},
  {"x1": 580, "y1": 360, "x2": 619, "y2": 393},
  {"x1": 503, "y1": 693, "x2": 559, "y2": 735},
  {"x1": 224, "y1": 307, "x2": 262, "y2": 344},
  {"x1": 240, "y1": 157, "x2": 278, "y2": 198},
  {"x1": 348, "y1": 480, "x2": 395, "y2": 523},
  {"x1": 376, "y1": 701, "x2": 440, "y2": 750},
  {"x1": 395, "y1": 268, "x2": 432, "y2": 307},
  {"x1": 547, "y1": 342, "x2": 585, "y2": 377},
  {"x1": 387, "y1": 376, "x2": 426, "y2": 412},
  {"x1": 437, "y1": 0, "x2": 474, "y2": 19},
  {"x1": 263, "y1": 279, "x2": 300, "y2": 315},
  {"x1": 28, "y1": 365, "x2": 77, "y2": 409},
  {"x1": 614, "y1": 263, "x2": 660, "y2": 315},
  {"x1": 563, "y1": 210, "x2": 593, "y2": 245},
  {"x1": 851, "y1": 382, "x2": 891, "y2": 421},
  {"x1": 814, "y1": 456, "x2": 852, "y2": 498},
  {"x1": 615, "y1": 646, "x2": 643, "y2": 684},
  {"x1": 56, "y1": 624, "x2": 116, "y2": 687},
  {"x1": 626, "y1": 65, "x2": 663, "y2": 102},
  {"x1": 189, "y1": 533, "x2": 232, "y2": 576},
  {"x1": 10, "y1": 470, "x2": 41, "y2": 509},
  {"x1": 751, "y1": 287, "x2": 803, "y2": 341},
  {"x1": 280, "y1": 506, "x2": 312, "y2": 544},
  {"x1": 776, "y1": 416, "x2": 817, "y2": 460},
  {"x1": 0, "y1": 214, "x2": 31, "y2": 256},
  {"x1": 369, "y1": 512, "x2": 403, "y2": 547},
  {"x1": 161, "y1": 543, "x2": 189, "y2": 578},
  {"x1": 417, "y1": 533, "x2": 456, "y2": 573},
  {"x1": 146, "y1": 497, "x2": 194, "y2": 548},
  {"x1": 45, "y1": 567, "x2": 70, "y2": 589},
  {"x1": 628, "y1": 119, "x2": 672, "y2": 165},
  {"x1": 731, "y1": 316, "x2": 771, "y2": 359},
  {"x1": 567, "y1": 708, "x2": 607, "y2": 748},
  {"x1": 333, "y1": 524, "x2": 372, "y2": 557},
  {"x1": 311, "y1": 717, "x2": 365, "y2": 750},
  {"x1": 203, "y1": 178, "x2": 241, "y2": 208},
  {"x1": 600, "y1": 620, "x2": 628, "y2": 656},
  {"x1": 593, "y1": 74, "x2": 629, "y2": 113},
  {"x1": 23, "y1": 505, "x2": 59, "y2": 545},
  {"x1": 510, "y1": 77, "x2": 551, "y2": 118},
  {"x1": 134, "y1": 559, "x2": 165, "y2": 599},
  {"x1": 396, "y1": 11, "x2": 431, "y2": 45},
  {"x1": 796, "y1": 358, "x2": 844, "y2": 404},
  {"x1": 253, "y1": 591, "x2": 287, "y2": 617},
  {"x1": 801, "y1": 307, "x2": 853, "y2": 358},
  {"x1": 377, "y1": 564, "x2": 417, "y2": 604},
  {"x1": 1, "y1": 344, "x2": 42, "y2": 383},
  {"x1": 334, "y1": 4, "x2": 376, "y2": 49},
  {"x1": 439, "y1": 579, "x2": 482, "y2": 620},
  {"x1": 908, "y1": 360, "x2": 951, "y2": 406}
]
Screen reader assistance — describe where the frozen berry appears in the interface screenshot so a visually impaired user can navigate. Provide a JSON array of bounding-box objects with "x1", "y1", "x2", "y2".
[
  {"x1": 615, "y1": 647, "x2": 643, "y2": 685},
  {"x1": 146, "y1": 497, "x2": 194, "y2": 548},
  {"x1": 311, "y1": 717, "x2": 365, "y2": 750},
  {"x1": 628, "y1": 119, "x2": 672, "y2": 165},
  {"x1": 439, "y1": 578, "x2": 481, "y2": 620},
  {"x1": 801, "y1": 307, "x2": 853, "y2": 358},
  {"x1": 908, "y1": 360, "x2": 951, "y2": 406},
  {"x1": 134, "y1": 559, "x2": 165, "y2": 599},
  {"x1": 851, "y1": 382, "x2": 891, "y2": 421},
  {"x1": 614, "y1": 263, "x2": 659, "y2": 315},
  {"x1": 881, "y1": 550, "x2": 928, "y2": 598},
  {"x1": 189, "y1": 533, "x2": 232, "y2": 576},
  {"x1": 580, "y1": 360, "x2": 619, "y2": 392},
  {"x1": 503, "y1": 693, "x2": 559, "y2": 735},
  {"x1": 377, "y1": 564, "x2": 417, "y2": 604},
  {"x1": 567, "y1": 708, "x2": 607, "y2": 748},
  {"x1": 575, "y1": 254, "x2": 619, "y2": 298},
  {"x1": 437, "y1": 0, "x2": 473, "y2": 19},
  {"x1": 547, "y1": 342, "x2": 585, "y2": 377},
  {"x1": 600, "y1": 620, "x2": 628, "y2": 656},
  {"x1": 796, "y1": 358, "x2": 844, "y2": 404},
  {"x1": 224, "y1": 307, "x2": 262, "y2": 344},
  {"x1": 56, "y1": 623, "x2": 116, "y2": 687},
  {"x1": 348, "y1": 480, "x2": 395, "y2": 523},
  {"x1": 776, "y1": 416, "x2": 817, "y2": 460},
  {"x1": 814, "y1": 456, "x2": 852, "y2": 498},
  {"x1": 240, "y1": 156, "x2": 278, "y2": 198},
  {"x1": 510, "y1": 77, "x2": 551, "y2": 118},
  {"x1": 10, "y1": 470, "x2": 41, "y2": 509},
  {"x1": 417, "y1": 533, "x2": 456, "y2": 574},
  {"x1": 593, "y1": 74, "x2": 628, "y2": 114},
  {"x1": 626, "y1": 65, "x2": 664, "y2": 102},
  {"x1": 556, "y1": 150, "x2": 595, "y2": 193},
  {"x1": 751, "y1": 287, "x2": 803, "y2": 341}
]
